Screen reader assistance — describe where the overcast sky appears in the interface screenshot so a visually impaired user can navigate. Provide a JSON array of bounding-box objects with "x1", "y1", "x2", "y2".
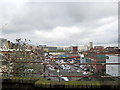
[{"x1": 0, "y1": 2, "x2": 118, "y2": 46}]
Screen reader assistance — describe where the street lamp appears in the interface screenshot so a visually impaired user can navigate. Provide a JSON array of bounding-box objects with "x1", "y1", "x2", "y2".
[{"x1": 57, "y1": 69, "x2": 60, "y2": 81}]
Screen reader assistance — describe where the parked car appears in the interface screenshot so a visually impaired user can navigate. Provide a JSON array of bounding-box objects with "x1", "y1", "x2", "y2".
[
  {"x1": 82, "y1": 72, "x2": 89, "y2": 75},
  {"x1": 80, "y1": 65, "x2": 85, "y2": 69},
  {"x1": 83, "y1": 68, "x2": 90, "y2": 71},
  {"x1": 61, "y1": 77, "x2": 69, "y2": 81},
  {"x1": 74, "y1": 64, "x2": 79, "y2": 67},
  {"x1": 48, "y1": 66, "x2": 55, "y2": 71}
]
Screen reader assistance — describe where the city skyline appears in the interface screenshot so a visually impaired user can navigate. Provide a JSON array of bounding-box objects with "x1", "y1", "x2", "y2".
[{"x1": 0, "y1": 1, "x2": 118, "y2": 46}]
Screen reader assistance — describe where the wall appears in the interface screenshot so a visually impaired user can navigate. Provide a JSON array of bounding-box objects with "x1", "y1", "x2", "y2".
[
  {"x1": 106, "y1": 55, "x2": 120, "y2": 76},
  {"x1": 0, "y1": 38, "x2": 9, "y2": 50}
]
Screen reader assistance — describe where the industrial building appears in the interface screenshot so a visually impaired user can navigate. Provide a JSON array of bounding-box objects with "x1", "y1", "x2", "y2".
[{"x1": 39, "y1": 45, "x2": 57, "y2": 52}]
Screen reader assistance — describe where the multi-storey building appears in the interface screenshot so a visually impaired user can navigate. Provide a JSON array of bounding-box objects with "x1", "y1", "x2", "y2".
[
  {"x1": 0, "y1": 38, "x2": 9, "y2": 50},
  {"x1": 78, "y1": 45, "x2": 89, "y2": 52},
  {"x1": 106, "y1": 54, "x2": 120, "y2": 76},
  {"x1": 106, "y1": 47, "x2": 119, "y2": 52},
  {"x1": 89, "y1": 42, "x2": 93, "y2": 49},
  {"x1": 39, "y1": 45, "x2": 57, "y2": 52}
]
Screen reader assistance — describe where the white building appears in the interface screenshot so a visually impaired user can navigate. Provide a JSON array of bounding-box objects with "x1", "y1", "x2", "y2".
[
  {"x1": 0, "y1": 38, "x2": 9, "y2": 50},
  {"x1": 106, "y1": 55, "x2": 120, "y2": 76},
  {"x1": 80, "y1": 54, "x2": 86, "y2": 67},
  {"x1": 78, "y1": 45, "x2": 89, "y2": 52}
]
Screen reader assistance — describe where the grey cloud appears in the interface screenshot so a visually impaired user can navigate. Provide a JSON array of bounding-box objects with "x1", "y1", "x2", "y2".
[
  {"x1": 3, "y1": 2, "x2": 117, "y2": 33},
  {"x1": 1, "y1": 2, "x2": 118, "y2": 46}
]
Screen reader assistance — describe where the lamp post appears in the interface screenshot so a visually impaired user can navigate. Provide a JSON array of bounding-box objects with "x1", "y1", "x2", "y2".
[{"x1": 57, "y1": 69, "x2": 60, "y2": 81}]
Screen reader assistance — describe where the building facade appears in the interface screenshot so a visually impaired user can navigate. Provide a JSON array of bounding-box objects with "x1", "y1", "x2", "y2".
[
  {"x1": 89, "y1": 42, "x2": 93, "y2": 49},
  {"x1": 0, "y1": 38, "x2": 9, "y2": 50},
  {"x1": 106, "y1": 55, "x2": 120, "y2": 76},
  {"x1": 78, "y1": 45, "x2": 89, "y2": 52}
]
